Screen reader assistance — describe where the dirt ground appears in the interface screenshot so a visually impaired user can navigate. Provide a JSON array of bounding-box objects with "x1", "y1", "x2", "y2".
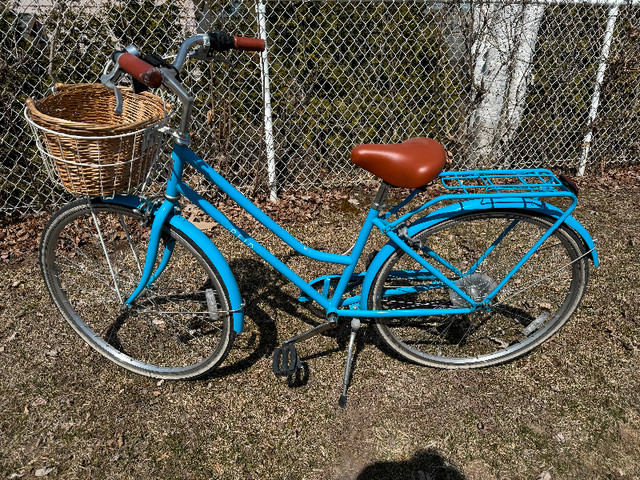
[{"x1": 1, "y1": 180, "x2": 639, "y2": 479}]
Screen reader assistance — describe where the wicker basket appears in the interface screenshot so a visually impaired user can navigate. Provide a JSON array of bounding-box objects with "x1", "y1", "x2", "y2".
[{"x1": 25, "y1": 83, "x2": 170, "y2": 196}]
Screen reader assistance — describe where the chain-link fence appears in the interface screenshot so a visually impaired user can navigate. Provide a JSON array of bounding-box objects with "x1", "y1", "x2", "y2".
[{"x1": 2, "y1": 0, "x2": 640, "y2": 213}]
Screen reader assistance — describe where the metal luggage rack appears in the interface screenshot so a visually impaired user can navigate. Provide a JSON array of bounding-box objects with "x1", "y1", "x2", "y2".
[
  {"x1": 378, "y1": 169, "x2": 578, "y2": 235},
  {"x1": 438, "y1": 169, "x2": 570, "y2": 196}
]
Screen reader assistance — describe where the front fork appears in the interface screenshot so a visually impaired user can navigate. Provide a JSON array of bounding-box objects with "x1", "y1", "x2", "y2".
[{"x1": 124, "y1": 198, "x2": 178, "y2": 306}]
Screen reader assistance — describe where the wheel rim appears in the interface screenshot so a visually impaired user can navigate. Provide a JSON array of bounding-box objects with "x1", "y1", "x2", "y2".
[{"x1": 43, "y1": 203, "x2": 231, "y2": 377}]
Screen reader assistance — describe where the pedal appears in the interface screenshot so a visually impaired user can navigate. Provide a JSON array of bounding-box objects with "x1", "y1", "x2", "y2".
[{"x1": 272, "y1": 344, "x2": 302, "y2": 378}]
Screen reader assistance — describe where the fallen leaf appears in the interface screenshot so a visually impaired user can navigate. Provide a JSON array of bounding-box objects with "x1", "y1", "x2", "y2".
[
  {"x1": 31, "y1": 397, "x2": 47, "y2": 407},
  {"x1": 537, "y1": 471, "x2": 552, "y2": 480},
  {"x1": 476, "y1": 420, "x2": 495, "y2": 433},
  {"x1": 34, "y1": 467, "x2": 55, "y2": 477},
  {"x1": 553, "y1": 432, "x2": 566, "y2": 443}
]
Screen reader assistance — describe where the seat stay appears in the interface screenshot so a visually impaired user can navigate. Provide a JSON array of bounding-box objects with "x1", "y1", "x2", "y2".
[
  {"x1": 414, "y1": 243, "x2": 465, "y2": 279},
  {"x1": 465, "y1": 219, "x2": 520, "y2": 276},
  {"x1": 373, "y1": 216, "x2": 478, "y2": 307}
]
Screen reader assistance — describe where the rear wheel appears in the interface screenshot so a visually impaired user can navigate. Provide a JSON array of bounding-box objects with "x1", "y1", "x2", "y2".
[
  {"x1": 39, "y1": 198, "x2": 235, "y2": 379},
  {"x1": 368, "y1": 210, "x2": 589, "y2": 368}
]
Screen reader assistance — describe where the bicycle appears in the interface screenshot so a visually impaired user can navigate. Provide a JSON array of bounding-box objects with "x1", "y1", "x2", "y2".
[{"x1": 33, "y1": 31, "x2": 598, "y2": 407}]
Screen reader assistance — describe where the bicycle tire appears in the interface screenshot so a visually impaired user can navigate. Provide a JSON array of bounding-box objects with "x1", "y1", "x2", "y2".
[
  {"x1": 39, "y1": 198, "x2": 235, "y2": 379},
  {"x1": 368, "y1": 209, "x2": 589, "y2": 368}
]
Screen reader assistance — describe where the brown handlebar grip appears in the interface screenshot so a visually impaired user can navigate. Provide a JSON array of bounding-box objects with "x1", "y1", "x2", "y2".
[
  {"x1": 117, "y1": 53, "x2": 163, "y2": 88},
  {"x1": 233, "y1": 36, "x2": 265, "y2": 52}
]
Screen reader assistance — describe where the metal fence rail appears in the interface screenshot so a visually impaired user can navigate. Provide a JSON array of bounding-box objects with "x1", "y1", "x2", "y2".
[{"x1": 1, "y1": 0, "x2": 639, "y2": 213}]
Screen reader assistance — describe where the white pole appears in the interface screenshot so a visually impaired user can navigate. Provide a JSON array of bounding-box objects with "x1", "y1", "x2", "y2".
[
  {"x1": 578, "y1": 3, "x2": 620, "y2": 176},
  {"x1": 257, "y1": 0, "x2": 278, "y2": 202}
]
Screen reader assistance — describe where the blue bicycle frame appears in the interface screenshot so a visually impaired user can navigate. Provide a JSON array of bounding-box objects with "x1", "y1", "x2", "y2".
[{"x1": 119, "y1": 142, "x2": 598, "y2": 334}]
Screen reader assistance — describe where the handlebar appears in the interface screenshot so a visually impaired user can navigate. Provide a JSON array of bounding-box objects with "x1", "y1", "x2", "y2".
[
  {"x1": 114, "y1": 31, "x2": 265, "y2": 88},
  {"x1": 233, "y1": 36, "x2": 265, "y2": 52},
  {"x1": 102, "y1": 30, "x2": 264, "y2": 137},
  {"x1": 116, "y1": 53, "x2": 163, "y2": 88}
]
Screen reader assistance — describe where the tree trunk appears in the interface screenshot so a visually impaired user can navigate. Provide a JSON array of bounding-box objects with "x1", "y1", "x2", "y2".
[{"x1": 467, "y1": 2, "x2": 545, "y2": 168}]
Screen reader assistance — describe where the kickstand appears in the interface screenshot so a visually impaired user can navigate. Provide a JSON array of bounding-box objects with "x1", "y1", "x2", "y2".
[{"x1": 338, "y1": 318, "x2": 361, "y2": 408}]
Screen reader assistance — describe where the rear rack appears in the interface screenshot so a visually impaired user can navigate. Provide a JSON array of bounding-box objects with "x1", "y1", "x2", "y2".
[
  {"x1": 380, "y1": 168, "x2": 578, "y2": 233},
  {"x1": 439, "y1": 169, "x2": 569, "y2": 195}
]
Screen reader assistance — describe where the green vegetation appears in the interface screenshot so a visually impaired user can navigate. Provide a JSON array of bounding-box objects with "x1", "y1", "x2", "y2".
[
  {"x1": 592, "y1": 7, "x2": 640, "y2": 169},
  {"x1": 0, "y1": 0, "x2": 52, "y2": 210},
  {"x1": 267, "y1": 1, "x2": 467, "y2": 183},
  {"x1": 3, "y1": 0, "x2": 640, "y2": 209}
]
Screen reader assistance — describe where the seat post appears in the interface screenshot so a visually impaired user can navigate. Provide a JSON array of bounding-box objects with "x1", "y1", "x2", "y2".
[{"x1": 371, "y1": 182, "x2": 390, "y2": 211}]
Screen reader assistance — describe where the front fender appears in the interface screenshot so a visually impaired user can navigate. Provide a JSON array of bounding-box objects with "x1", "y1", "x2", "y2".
[
  {"x1": 102, "y1": 195, "x2": 245, "y2": 333},
  {"x1": 360, "y1": 198, "x2": 598, "y2": 310}
]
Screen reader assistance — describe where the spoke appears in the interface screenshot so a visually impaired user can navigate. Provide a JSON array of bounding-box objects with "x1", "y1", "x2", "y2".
[
  {"x1": 144, "y1": 308, "x2": 214, "y2": 350},
  {"x1": 119, "y1": 213, "x2": 143, "y2": 276},
  {"x1": 58, "y1": 230, "x2": 112, "y2": 274},
  {"x1": 133, "y1": 309, "x2": 229, "y2": 318},
  {"x1": 55, "y1": 254, "x2": 119, "y2": 295},
  {"x1": 138, "y1": 291, "x2": 223, "y2": 346},
  {"x1": 89, "y1": 208, "x2": 123, "y2": 303},
  {"x1": 493, "y1": 245, "x2": 593, "y2": 306},
  {"x1": 59, "y1": 228, "x2": 143, "y2": 287}
]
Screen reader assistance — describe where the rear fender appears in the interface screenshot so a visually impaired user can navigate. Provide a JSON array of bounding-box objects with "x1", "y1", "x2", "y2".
[{"x1": 359, "y1": 198, "x2": 598, "y2": 310}]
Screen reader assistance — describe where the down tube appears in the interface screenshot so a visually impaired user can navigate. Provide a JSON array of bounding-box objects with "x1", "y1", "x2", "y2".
[
  {"x1": 177, "y1": 182, "x2": 339, "y2": 312},
  {"x1": 178, "y1": 144, "x2": 349, "y2": 266}
]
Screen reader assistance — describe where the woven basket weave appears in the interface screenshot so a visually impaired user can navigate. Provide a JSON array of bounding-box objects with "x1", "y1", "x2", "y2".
[{"x1": 26, "y1": 83, "x2": 169, "y2": 196}]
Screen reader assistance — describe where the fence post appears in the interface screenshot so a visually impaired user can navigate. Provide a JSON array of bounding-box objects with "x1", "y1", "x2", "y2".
[
  {"x1": 578, "y1": 2, "x2": 620, "y2": 176},
  {"x1": 257, "y1": 0, "x2": 277, "y2": 201}
]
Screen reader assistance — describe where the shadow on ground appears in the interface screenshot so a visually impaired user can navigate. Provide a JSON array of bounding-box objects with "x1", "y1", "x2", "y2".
[{"x1": 356, "y1": 449, "x2": 466, "y2": 480}]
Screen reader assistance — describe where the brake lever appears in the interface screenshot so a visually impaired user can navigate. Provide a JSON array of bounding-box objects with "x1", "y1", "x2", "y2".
[
  {"x1": 100, "y1": 62, "x2": 125, "y2": 115},
  {"x1": 100, "y1": 46, "x2": 144, "y2": 114}
]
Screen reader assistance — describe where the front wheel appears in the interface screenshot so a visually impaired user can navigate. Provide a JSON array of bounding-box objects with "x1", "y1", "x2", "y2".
[
  {"x1": 39, "y1": 198, "x2": 235, "y2": 379},
  {"x1": 368, "y1": 210, "x2": 589, "y2": 368}
]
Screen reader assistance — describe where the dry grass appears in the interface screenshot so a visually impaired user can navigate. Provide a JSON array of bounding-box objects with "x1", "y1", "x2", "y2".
[{"x1": 1, "y1": 185, "x2": 639, "y2": 479}]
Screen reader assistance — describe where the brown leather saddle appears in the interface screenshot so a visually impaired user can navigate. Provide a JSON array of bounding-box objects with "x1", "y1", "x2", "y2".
[{"x1": 350, "y1": 137, "x2": 446, "y2": 188}]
